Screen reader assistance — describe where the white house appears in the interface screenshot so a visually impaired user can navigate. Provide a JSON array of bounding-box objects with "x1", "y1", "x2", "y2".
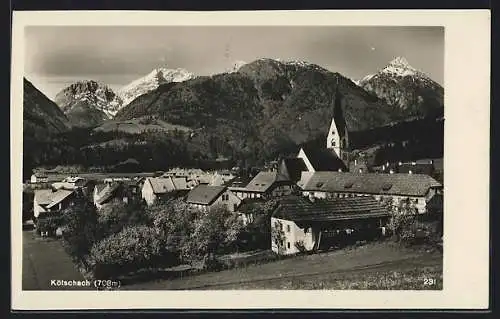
[
  {"x1": 270, "y1": 195, "x2": 390, "y2": 255},
  {"x1": 30, "y1": 173, "x2": 48, "y2": 184},
  {"x1": 33, "y1": 189, "x2": 75, "y2": 219},
  {"x1": 229, "y1": 171, "x2": 295, "y2": 200}
]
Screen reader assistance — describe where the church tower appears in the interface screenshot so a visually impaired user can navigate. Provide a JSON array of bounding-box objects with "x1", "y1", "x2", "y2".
[{"x1": 326, "y1": 88, "x2": 349, "y2": 162}]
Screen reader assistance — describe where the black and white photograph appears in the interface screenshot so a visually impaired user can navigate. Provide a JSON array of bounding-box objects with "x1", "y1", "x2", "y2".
[{"x1": 11, "y1": 10, "x2": 490, "y2": 310}]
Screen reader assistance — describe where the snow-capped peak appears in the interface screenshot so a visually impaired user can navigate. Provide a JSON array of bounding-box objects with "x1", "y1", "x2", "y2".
[
  {"x1": 118, "y1": 67, "x2": 195, "y2": 106},
  {"x1": 380, "y1": 56, "x2": 419, "y2": 77}
]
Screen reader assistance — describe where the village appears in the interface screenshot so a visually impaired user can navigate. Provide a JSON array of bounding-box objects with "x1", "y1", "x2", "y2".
[{"x1": 22, "y1": 92, "x2": 444, "y2": 290}]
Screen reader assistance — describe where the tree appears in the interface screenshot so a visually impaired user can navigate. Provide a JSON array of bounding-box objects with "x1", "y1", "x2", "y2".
[
  {"x1": 61, "y1": 194, "x2": 100, "y2": 263},
  {"x1": 181, "y1": 204, "x2": 244, "y2": 268},
  {"x1": 385, "y1": 197, "x2": 418, "y2": 244},
  {"x1": 271, "y1": 219, "x2": 286, "y2": 255},
  {"x1": 87, "y1": 225, "x2": 176, "y2": 279},
  {"x1": 97, "y1": 199, "x2": 148, "y2": 239}
]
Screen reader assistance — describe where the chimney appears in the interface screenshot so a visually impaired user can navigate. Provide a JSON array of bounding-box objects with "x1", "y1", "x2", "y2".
[
  {"x1": 338, "y1": 168, "x2": 343, "y2": 172},
  {"x1": 389, "y1": 169, "x2": 394, "y2": 174},
  {"x1": 398, "y1": 161, "x2": 402, "y2": 166},
  {"x1": 354, "y1": 159, "x2": 357, "y2": 166},
  {"x1": 408, "y1": 170, "x2": 413, "y2": 174},
  {"x1": 429, "y1": 160, "x2": 434, "y2": 165},
  {"x1": 308, "y1": 193, "x2": 316, "y2": 202},
  {"x1": 386, "y1": 161, "x2": 389, "y2": 167},
  {"x1": 358, "y1": 168, "x2": 364, "y2": 173}
]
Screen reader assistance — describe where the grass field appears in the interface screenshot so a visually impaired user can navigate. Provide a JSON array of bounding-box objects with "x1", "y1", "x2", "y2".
[{"x1": 123, "y1": 242, "x2": 442, "y2": 290}]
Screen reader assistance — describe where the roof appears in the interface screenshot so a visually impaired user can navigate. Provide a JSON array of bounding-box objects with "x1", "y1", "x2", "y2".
[
  {"x1": 398, "y1": 163, "x2": 434, "y2": 175},
  {"x1": 95, "y1": 183, "x2": 121, "y2": 205},
  {"x1": 35, "y1": 189, "x2": 74, "y2": 209},
  {"x1": 146, "y1": 177, "x2": 189, "y2": 194},
  {"x1": 302, "y1": 172, "x2": 442, "y2": 197},
  {"x1": 427, "y1": 194, "x2": 443, "y2": 212},
  {"x1": 278, "y1": 158, "x2": 308, "y2": 182},
  {"x1": 227, "y1": 176, "x2": 254, "y2": 188},
  {"x1": 243, "y1": 171, "x2": 290, "y2": 193},
  {"x1": 34, "y1": 189, "x2": 54, "y2": 205},
  {"x1": 186, "y1": 185, "x2": 227, "y2": 205},
  {"x1": 272, "y1": 195, "x2": 389, "y2": 222},
  {"x1": 300, "y1": 145, "x2": 347, "y2": 172}
]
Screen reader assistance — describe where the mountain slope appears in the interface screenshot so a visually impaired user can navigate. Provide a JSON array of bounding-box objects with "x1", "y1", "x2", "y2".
[
  {"x1": 54, "y1": 80, "x2": 123, "y2": 127},
  {"x1": 23, "y1": 78, "x2": 71, "y2": 136},
  {"x1": 358, "y1": 57, "x2": 444, "y2": 118},
  {"x1": 118, "y1": 68, "x2": 195, "y2": 106},
  {"x1": 116, "y1": 59, "x2": 407, "y2": 146}
]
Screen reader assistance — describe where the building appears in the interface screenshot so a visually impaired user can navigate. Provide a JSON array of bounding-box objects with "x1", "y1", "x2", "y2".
[
  {"x1": 141, "y1": 176, "x2": 191, "y2": 206},
  {"x1": 271, "y1": 195, "x2": 390, "y2": 255},
  {"x1": 93, "y1": 182, "x2": 137, "y2": 210},
  {"x1": 209, "y1": 170, "x2": 236, "y2": 186},
  {"x1": 33, "y1": 189, "x2": 76, "y2": 219},
  {"x1": 299, "y1": 171, "x2": 442, "y2": 214},
  {"x1": 229, "y1": 171, "x2": 295, "y2": 200},
  {"x1": 30, "y1": 173, "x2": 48, "y2": 184},
  {"x1": 326, "y1": 88, "x2": 350, "y2": 162},
  {"x1": 186, "y1": 185, "x2": 241, "y2": 212},
  {"x1": 52, "y1": 176, "x2": 88, "y2": 190},
  {"x1": 277, "y1": 158, "x2": 309, "y2": 183}
]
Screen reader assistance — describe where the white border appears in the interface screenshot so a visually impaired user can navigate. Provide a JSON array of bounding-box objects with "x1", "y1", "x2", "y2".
[{"x1": 11, "y1": 10, "x2": 491, "y2": 310}]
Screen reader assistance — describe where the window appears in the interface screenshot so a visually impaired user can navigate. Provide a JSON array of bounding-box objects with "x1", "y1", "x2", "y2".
[
  {"x1": 233, "y1": 204, "x2": 238, "y2": 211},
  {"x1": 280, "y1": 223, "x2": 283, "y2": 230},
  {"x1": 287, "y1": 225, "x2": 291, "y2": 232},
  {"x1": 287, "y1": 242, "x2": 291, "y2": 249}
]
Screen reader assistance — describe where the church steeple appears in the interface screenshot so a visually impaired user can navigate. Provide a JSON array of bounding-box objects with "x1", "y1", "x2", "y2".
[{"x1": 327, "y1": 86, "x2": 349, "y2": 160}]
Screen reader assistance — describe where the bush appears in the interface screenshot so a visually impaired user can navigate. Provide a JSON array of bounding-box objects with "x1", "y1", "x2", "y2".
[
  {"x1": 36, "y1": 214, "x2": 64, "y2": 235},
  {"x1": 88, "y1": 225, "x2": 179, "y2": 279}
]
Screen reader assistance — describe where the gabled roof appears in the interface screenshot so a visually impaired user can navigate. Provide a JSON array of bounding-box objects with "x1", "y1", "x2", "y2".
[
  {"x1": 95, "y1": 183, "x2": 122, "y2": 205},
  {"x1": 146, "y1": 177, "x2": 189, "y2": 194},
  {"x1": 35, "y1": 189, "x2": 74, "y2": 209},
  {"x1": 186, "y1": 185, "x2": 227, "y2": 205},
  {"x1": 302, "y1": 172, "x2": 442, "y2": 197},
  {"x1": 34, "y1": 189, "x2": 54, "y2": 205},
  {"x1": 242, "y1": 171, "x2": 290, "y2": 193},
  {"x1": 398, "y1": 163, "x2": 434, "y2": 175},
  {"x1": 272, "y1": 195, "x2": 389, "y2": 222},
  {"x1": 300, "y1": 145, "x2": 347, "y2": 172},
  {"x1": 279, "y1": 158, "x2": 308, "y2": 182}
]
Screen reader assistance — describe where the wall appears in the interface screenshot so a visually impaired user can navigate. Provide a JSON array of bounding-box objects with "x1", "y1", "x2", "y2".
[
  {"x1": 210, "y1": 190, "x2": 242, "y2": 212},
  {"x1": 297, "y1": 148, "x2": 315, "y2": 172},
  {"x1": 271, "y1": 217, "x2": 315, "y2": 255},
  {"x1": 141, "y1": 179, "x2": 157, "y2": 206}
]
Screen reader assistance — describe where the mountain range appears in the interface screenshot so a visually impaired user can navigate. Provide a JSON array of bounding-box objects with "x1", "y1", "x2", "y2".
[
  {"x1": 358, "y1": 57, "x2": 444, "y2": 118},
  {"x1": 54, "y1": 80, "x2": 123, "y2": 127},
  {"x1": 22, "y1": 57, "x2": 444, "y2": 175}
]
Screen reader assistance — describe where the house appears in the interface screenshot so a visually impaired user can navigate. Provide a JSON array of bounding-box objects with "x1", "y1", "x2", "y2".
[
  {"x1": 141, "y1": 176, "x2": 191, "y2": 206},
  {"x1": 33, "y1": 189, "x2": 75, "y2": 219},
  {"x1": 229, "y1": 171, "x2": 295, "y2": 200},
  {"x1": 271, "y1": 195, "x2": 390, "y2": 255},
  {"x1": 30, "y1": 173, "x2": 48, "y2": 184},
  {"x1": 186, "y1": 185, "x2": 241, "y2": 212},
  {"x1": 209, "y1": 170, "x2": 236, "y2": 186},
  {"x1": 93, "y1": 182, "x2": 135, "y2": 210},
  {"x1": 299, "y1": 171, "x2": 442, "y2": 214},
  {"x1": 52, "y1": 176, "x2": 88, "y2": 190}
]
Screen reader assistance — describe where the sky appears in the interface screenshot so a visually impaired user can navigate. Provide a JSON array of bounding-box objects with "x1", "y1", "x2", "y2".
[{"x1": 24, "y1": 26, "x2": 444, "y2": 100}]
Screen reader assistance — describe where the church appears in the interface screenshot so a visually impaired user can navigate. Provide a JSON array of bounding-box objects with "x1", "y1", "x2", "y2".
[{"x1": 277, "y1": 89, "x2": 352, "y2": 183}]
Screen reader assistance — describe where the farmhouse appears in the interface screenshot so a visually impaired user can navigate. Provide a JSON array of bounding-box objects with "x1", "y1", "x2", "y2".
[
  {"x1": 299, "y1": 171, "x2": 442, "y2": 214},
  {"x1": 33, "y1": 189, "x2": 76, "y2": 219},
  {"x1": 271, "y1": 195, "x2": 390, "y2": 255},
  {"x1": 229, "y1": 171, "x2": 295, "y2": 200},
  {"x1": 186, "y1": 185, "x2": 241, "y2": 212},
  {"x1": 141, "y1": 176, "x2": 191, "y2": 206},
  {"x1": 52, "y1": 176, "x2": 88, "y2": 190}
]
